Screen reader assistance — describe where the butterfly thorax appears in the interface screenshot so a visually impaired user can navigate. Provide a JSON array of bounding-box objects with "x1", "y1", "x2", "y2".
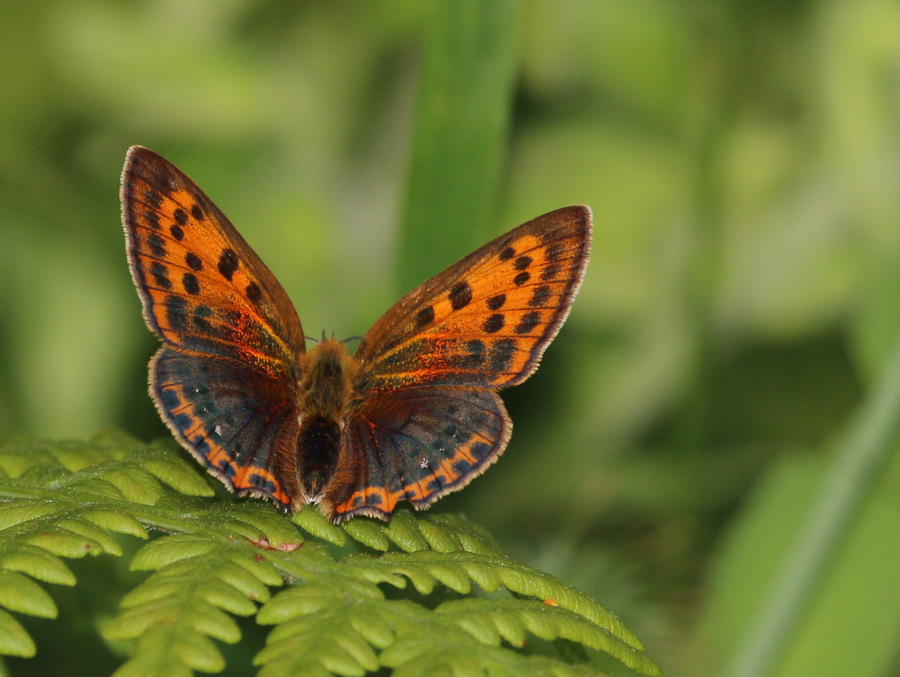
[{"x1": 295, "y1": 338, "x2": 362, "y2": 497}]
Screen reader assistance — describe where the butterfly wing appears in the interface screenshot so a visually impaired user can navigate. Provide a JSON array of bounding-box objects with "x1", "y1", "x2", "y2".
[
  {"x1": 122, "y1": 146, "x2": 306, "y2": 368},
  {"x1": 122, "y1": 146, "x2": 305, "y2": 506},
  {"x1": 329, "y1": 207, "x2": 592, "y2": 520},
  {"x1": 153, "y1": 350, "x2": 300, "y2": 509},
  {"x1": 354, "y1": 206, "x2": 592, "y2": 390},
  {"x1": 323, "y1": 388, "x2": 510, "y2": 520}
]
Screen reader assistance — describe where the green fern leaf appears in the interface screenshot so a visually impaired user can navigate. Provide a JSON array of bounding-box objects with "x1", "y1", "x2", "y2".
[
  {"x1": 291, "y1": 506, "x2": 347, "y2": 547},
  {"x1": 0, "y1": 571, "x2": 56, "y2": 618},
  {"x1": 0, "y1": 436, "x2": 660, "y2": 676},
  {"x1": 81, "y1": 508, "x2": 149, "y2": 538},
  {"x1": 0, "y1": 608, "x2": 35, "y2": 657},
  {"x1": 0, "y1": 545, "x2": 75, "y2": 585}
]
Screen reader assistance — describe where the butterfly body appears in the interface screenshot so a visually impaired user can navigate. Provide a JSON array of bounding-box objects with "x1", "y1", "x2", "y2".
[
  {"x1": 294, "y1": 338, "x2": 361, "y2": 498},
  {"x1": 122, "y1": 146, "x2": 591, "y2": 522}
]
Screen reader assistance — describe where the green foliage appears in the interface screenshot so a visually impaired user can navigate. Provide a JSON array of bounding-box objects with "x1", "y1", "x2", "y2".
[{"x1": 0, "y1": 434, "x2": 660, "y2": 677}]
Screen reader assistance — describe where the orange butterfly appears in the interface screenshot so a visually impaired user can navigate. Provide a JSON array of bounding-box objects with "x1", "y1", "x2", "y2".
[{"x1": 122, "y1": 146, "x2": 591, "y2": 522}]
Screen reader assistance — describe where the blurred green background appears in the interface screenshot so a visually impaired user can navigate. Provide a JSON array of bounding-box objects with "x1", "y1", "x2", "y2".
[{"x1": 4, "y1": 1, "x2": 900, "y2": 676}]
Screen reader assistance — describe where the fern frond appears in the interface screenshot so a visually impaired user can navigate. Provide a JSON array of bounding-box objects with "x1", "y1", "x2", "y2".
[
  {"x1": 0, "y1": 435, "x2": 661, "y2": 676},
  {"x1": 105, "y1": 534, "x2": 267, "y2": 675},
  {"x1": 256, "y1": 595, "x2": 620, "y2": 677},
  {"x1": 435, "y1": 599, "x2": 661, "y2": 676}
]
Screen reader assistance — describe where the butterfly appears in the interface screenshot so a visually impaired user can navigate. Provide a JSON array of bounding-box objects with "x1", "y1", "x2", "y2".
[{"x1": 121, "y1": 146, "x2": 592, "y2": 523}]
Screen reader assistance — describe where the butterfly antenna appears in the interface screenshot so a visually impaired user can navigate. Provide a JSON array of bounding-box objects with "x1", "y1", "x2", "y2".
[
  {"x1": 304, "y1": 335, "x2": 320, "y2": 345},
  {"x1": 342, "y1": 335, "x2": 364, "y2": 345}
]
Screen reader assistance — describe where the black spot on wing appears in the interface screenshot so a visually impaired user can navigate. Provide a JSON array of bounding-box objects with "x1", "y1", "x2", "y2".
[
  {"x1": 470, "y1": 441, "x2": 492, "y2": 460},
  {"x1": 483, "y1": 314, "x2": 505, "y2": 334},
  {"x1": 143, "y1": 211, "x2": 161, "y2": 230},
  {"x1": 182, "y1": 272, "x2": 200, "y2": 295},
  {"x1": 218, "y1": 248, "x2": 239, "y2": 281},
  {"x1": 453, "y1": 458, "x2": 473, "y2": 474},
  {"x1": 415, "y1": 305, "x2": 435, "y2": 329},
  {"x1": 143, "y1": 188, "x2": 163, "y2": 210},
  {"x1": 150, "y1": 261, "x2": 171, "y2": 289},
  {"x1": 246, "y1": 281, "x2": 262, "y2": 305},
  {"x1": 529, "y1": 285, "x2": 552, "y2": 307},
  {"x1": 540, "y1": 264, "x2": 563, "y2": 281},
  {"x1": 449, "y1": 281, "x2": 472, "y2": 310},
  {"x1": 160, "y1": 388, "x2": 180, "y2": 408},
  {"x1": 193, "y1": 305, "x2": 213, "y2": 333},
  {"x1": 165, "y1": 295, "x2": 188, "y2": 332},
  {"x1": 147, "y1": 233, "x2": 166, "y2": 258},
  {"x1": 514, "y1": 255, "x2": 532, "y2": 271},
  {"x1": 448, "y1": 339, "x2": 486, "y2": 369},
  {"x1": 514, "y1": 311, "x2": 541, "y2": 335},
  {"x1": 185, "y1": 252, "x2": 203, "y2": 271},
  {"x1": 489, "y1": 338, "x2": 516, "y2": 373}
]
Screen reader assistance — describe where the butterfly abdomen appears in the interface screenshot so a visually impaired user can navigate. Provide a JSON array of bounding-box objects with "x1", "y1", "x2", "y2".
[{"x1": 296, "y1": 415, "x2": 342, "y2": 496}]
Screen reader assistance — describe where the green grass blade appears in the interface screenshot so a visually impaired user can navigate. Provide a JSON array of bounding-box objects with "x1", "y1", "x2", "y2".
[
  {"x1": 724, "y1": 328, "x2": 900, "y2": 677},
  {"x1": 398, "y1": 0, "x2": 519, "y2": 291}
]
